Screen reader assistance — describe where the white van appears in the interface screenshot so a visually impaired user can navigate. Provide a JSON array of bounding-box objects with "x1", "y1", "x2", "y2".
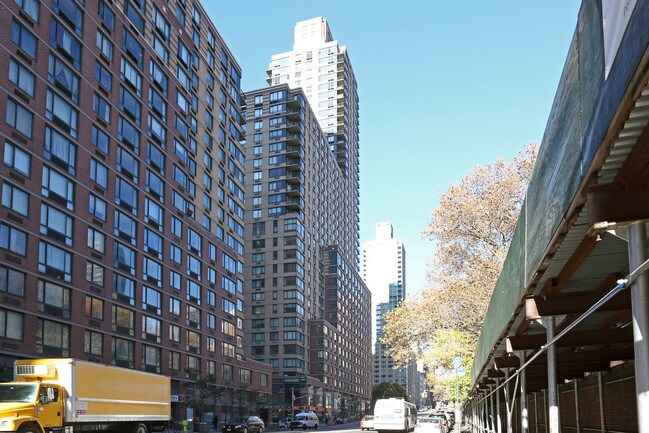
[{"x1": 289, "y1": 412, "x2": 319, "y2": 430}]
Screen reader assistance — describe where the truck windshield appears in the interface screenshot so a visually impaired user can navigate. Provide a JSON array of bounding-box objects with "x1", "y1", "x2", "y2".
[{"x1": 0, "y1": 384, "x2": 38, "y2": 403}]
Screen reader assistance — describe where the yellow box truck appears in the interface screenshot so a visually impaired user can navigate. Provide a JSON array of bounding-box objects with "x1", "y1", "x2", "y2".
[{"x1": 0, "y1": 358, "x2": 171, "y2": 433}]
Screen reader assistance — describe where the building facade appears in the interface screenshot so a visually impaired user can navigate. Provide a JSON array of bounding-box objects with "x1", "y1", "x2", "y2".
[
  {"x1": 266, "y1": 17, "x2": 360, "y2": 264},
  {"x1": 0, "y1": 0, "x2": 270, "y2": 421},
  {"x1": 362, "y1": 222, "x2": 406, "y2": 347},
  {"x1": 242, "y1": 84, "x2": 371, "y2": 418}
]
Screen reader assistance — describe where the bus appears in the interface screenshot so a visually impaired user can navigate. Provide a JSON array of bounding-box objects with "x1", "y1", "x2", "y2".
[{"x1": 373, "y1": 398, "x2": 417, "y2": 432}]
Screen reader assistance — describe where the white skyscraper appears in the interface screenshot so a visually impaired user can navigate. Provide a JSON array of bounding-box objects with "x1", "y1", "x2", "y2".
[
  {"x1": 267, "y1": 17, "x2": 361, "y2": 262},
  {"x1": 362, "y1": 222, "x2": 406, "y2": 345},
  {"x1": 363, "y1": 222, "x2": 408, "y2": 386}
]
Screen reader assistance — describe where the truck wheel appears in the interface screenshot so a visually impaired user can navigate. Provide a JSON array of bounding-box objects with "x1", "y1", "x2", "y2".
[
  {"x1": 133, "y1": 423, "x2": 148, "y2": 433},
  {"x1": 18, "y1": 426, "x2": 40, "y2": 433}
]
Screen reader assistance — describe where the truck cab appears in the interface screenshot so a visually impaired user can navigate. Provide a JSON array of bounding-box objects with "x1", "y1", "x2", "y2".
[{"x1": 0, "y1": 381, "x2": 64, "y2": 432}]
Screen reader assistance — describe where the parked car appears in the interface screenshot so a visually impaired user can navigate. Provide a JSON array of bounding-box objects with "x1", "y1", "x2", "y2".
[
  {"x1": 222, "y1": 416, "x2": 265, "y2": 433},
  {"x1": 289, "y1": 412, "x2": 319, "y2": 430},
  {"x1": 431, "y1": 412, "x2": 452, "y2": 430},
  {"x1": 415, "y1": 417, "x2": 447, "y2": 433},
  {"x1": 428, "y1": 414, "x2": 449, "y2": 431},
  {"x1": 278, "y1": 418, "x2": 292, "y2": 429},
  {"x1": 360, "y1": 415, "x2": 375, "y2": 430}
]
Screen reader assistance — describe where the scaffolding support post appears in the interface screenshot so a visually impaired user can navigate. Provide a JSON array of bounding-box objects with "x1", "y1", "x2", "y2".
[
  {"x1": 544, "y1": 316, "x2": 560, "y2": 433},
  {"x1": 519, "y1": 351, "x2": 528, "y2": 433},
  {"x1": 628, "y1": 222, "x2": 649, "y2": 433}
]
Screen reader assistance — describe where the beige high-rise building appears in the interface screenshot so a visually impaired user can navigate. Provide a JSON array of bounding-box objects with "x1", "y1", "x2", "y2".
[
  {"x1": 242, "y1": 84, "x2": 370, "y2": 418},
  {"x1": 266, "y1": 17, "x2": 360, "y2": 263}
]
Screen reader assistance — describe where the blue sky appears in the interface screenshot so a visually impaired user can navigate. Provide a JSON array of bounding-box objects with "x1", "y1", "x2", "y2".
[{"x1": 204, "y1": 1, "x2": 582, "y2": 297}]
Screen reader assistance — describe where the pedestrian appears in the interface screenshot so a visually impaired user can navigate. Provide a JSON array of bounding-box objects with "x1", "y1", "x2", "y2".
[
  {"x1": 193, "y1": 416, "x2": 199, "y2": 433},
  {"x1": 213, "y1": 415, "x2": 219, "y2": 431},
  {"x1": 324, "y1": 417, "x2": 328, "y2": 426}
]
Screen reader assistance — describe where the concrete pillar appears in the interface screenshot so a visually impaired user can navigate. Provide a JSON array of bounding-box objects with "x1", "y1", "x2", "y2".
[
  {"x1": 628, "y1": 222, "x2": 649, "y2": 433},
  {"x1": 544, "y1": 317, "x2": 560, "y2": 433}
]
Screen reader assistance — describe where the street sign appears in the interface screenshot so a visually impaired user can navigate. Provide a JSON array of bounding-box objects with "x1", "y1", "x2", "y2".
[
  {"x1": 455, "y1": 367, "x2": 466, "y2": 377},
  {"x1": 453, "y1": 356, "x2": 462, "y2": 367},
  {"x1": 284, "y1": 376, "x2": 306, "y2": 383}
]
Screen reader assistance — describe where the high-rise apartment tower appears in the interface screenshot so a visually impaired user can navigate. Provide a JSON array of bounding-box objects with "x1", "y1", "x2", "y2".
[
  {"x1": 243, "y1": 84, "x2": 371, "y2": 417},
  {"x1": 266, "y1": 17, "x2": 360, "y2": 264},
  {"x1": 0, "y1": 0, "x2": 271, "y2": 421}
]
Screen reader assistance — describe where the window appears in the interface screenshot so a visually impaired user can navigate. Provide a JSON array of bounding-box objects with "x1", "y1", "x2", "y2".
[
  {"x1": 152, "y1": 7, "x2": 170, "y2": 41},
  {"x1": 116, "y1": 177, "x2": 137, "y2": 214},
  {"x1": 149, "y1": 88, "x2": 166, "y2": 121},
  {"x1": 143, "y1": 286, "x2": 161, "y2": 314},
  {"x1": 119, "y1": 116, "x2": 140, "y2": 152},
  {"x1": 45, "y1": 127, "x2": 76, "y2": 175},
  {"x1": 114, "y1": 242, "x2": 136, "y2": 274},
  {"x1": 142, "y1": 315, "x2": 161, "y2": 343},
  {"x1": 143, "y1": 257, "x2": 162, "y2": 286},
  {"x1": 93, "y1": 64, "x2": 112, "y2": 95},
  {"x1": 42, "y1": 166, "x2": 75, "y2": 210},
  {"x1": 92, "y1": 125, "x2": 110, "y2": 154},
  {"x1": 98, "y1": 0, "x2": 114, "y2": 30},
  {"x1": 37, "y1": 279, "x2": 71, "y2": 318},
  {"x1": 222, "y1": 364, "x2": 233, "y2": 380},
  {"x1": 88, "y1": 193, "x2": 107, "y2": 221},
  {"x1": 50, "y1": 19, "x2": 81, "y2": 68},
  {"x1": 90, "y1": 159, "x2": 108, "y2": 188},
  {"x1": 112, "y1": 337, "x2": 134, "y2": 368},
  {"x1": 0, "y1": 223, "x2": 27, "y2": 256},
  {"x1": 120, "y1": 59, "x2": 142, "y2": 96},
  {"x1": 143, "y1": 345, "x2": 161, "y2": 371},
  {"x1": 87, "y1": 227, "x2": 106, "y2": 253},
  {"x1": 11, "y1": 20, "x2": 37, "y2": 59},
  {"x1": 147, "y1": 142, "x2": 165, "y2": 173},
  {"x1": 47, "y1": 54, "x2": 79, "y2": 103},
  {"x1": 222, "y1": 342, "x2": 235, "y2": 358},
  {"x1": 94, "y1": 93, "x2": 111, "y2": 123},
  {"x1": 40, "y1": 203, "x2": 73, "y2": 245},
  {"x1": 114, "y1": 210, "x2": 137, "y2": 245},
  {"x1": 96, "y1": 31, "x2": 113, "y2": 60},
  {"x1": 3, "y1": 141, "x2": 30, "y2": 176},
  {"x1": 85, "y1": 295, "x2": 104, "y2": 320},
  {"x1": 151, "y1": 33, "x2": 168, "y2": 63},
  {"x1": 86, "y1": 261, "x2": 104, "y2": 286},
  {"x1": 144, "y1": 228, "x2": 163, "y2": 259},
  {"x1": 15, "y1": 0, "x2": 40, "y2": 22},
  {"x1": 113, "y1": 273, "x2": 135, "y2": 304},
  {"x1": 0, "y1": 265, "x2": 25, "y2": 297},
  {"x1": 38, "y1": 241, "x2": 72, "y2": 282},
  {"x1": 84, "y1": 330, "x2": 103, "y2": 356},
  {"x1": 124, "y1": 1, "x2": 144, "y2": 33},
  {"x1": 150, "y1": 61, "x2": 168, "y2": 95},
  {"x1": 0, "y1": 308, "x2": 23, "y2": 340},
  {"x1": 9, "y1": 59, "x2": 35, "y2": 97},
  {"x1": 6, "y1": 98, "x2": 33, "y2": 139},
  {"x1": 144, "y1": 198, "x2": 163, "y2": 229},
  {"x1": 169, "y1": 297, "x2": 181, "y2": 317},
  {"x1": 240, "y1": 369, "x2": 251, "y2": 384},
  {"x1": 118, "y1": 84, "x2": 141, "y2": 124},
  {"x1": 52, "y1": 0, "x2": 83, "y2": 36},
  {"x1": 46, "y1": 90, "x2": 78, "y2": 138},
  {"x1": 117, "y1": 146, "x2": 139, "y2": 182},
  {"x1": 36, "y1": 319, "x2": 70, "y2": 356},
  {"x1": 2, "y1": 183, "x2": 29, "y2": 216},
  {"x1": 170, "y1": 244, "x2": 181, "y2": 264},
  {"x1": 171, "y1": 217, "x2": 182, "y2": 238}
]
